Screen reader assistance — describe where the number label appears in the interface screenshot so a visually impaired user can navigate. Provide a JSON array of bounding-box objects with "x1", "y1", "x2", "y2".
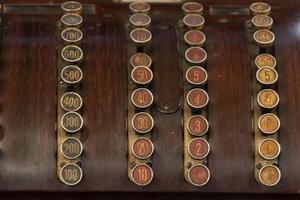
[
  {"x1": 131, "y1": 164, "x2": 153, "y2": 186},
  {"x1": 61, "y1": 65, "x2": 83, "y2": 84},
  {"x1": 61, "y1": 112, "x2": 83, "y2": 133},
  {"x1": 61, "y1": 28, "x2": 83, "y2": 43},
  {"x1": 132, "y1": 138, "x2": 154, "y2": 159},
  {"x1": 61, "y1": 138, "x2": 83, "y2": 159},
  {"x1": 61, "y1": 92, "x2": 82, "y2": 112},
  {"x1": 61, "y1": 45, "x2": 83, "y2": 62},
  {"x1": 61, "y1": 13, "x2": 82, "y2": 26},
  {"x1": 60, "y1": 164, "x2": 83, "y2": 186}
]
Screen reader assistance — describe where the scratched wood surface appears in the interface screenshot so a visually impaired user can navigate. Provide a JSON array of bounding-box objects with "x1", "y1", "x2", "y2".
[{"x1": 0, "y1": 0, "x2": 300, "y2": 199}]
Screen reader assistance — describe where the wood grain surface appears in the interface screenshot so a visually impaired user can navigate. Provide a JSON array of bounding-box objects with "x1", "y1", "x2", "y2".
[{"x1": 0, "y1": 0, "x2": 299, "y2": 198}]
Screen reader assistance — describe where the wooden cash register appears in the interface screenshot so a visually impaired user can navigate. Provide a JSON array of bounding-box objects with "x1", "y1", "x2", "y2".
[{"x1": 0, "y1": 0, "x2": 299, "y2": 199}]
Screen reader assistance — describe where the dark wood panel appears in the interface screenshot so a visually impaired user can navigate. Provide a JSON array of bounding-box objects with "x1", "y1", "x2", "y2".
[
  {"x1": 0, "y1": 14, "x2": 59, "y2": 190},
  {"x1": 206, "y1": 15, "x2": 254, "y2": 192}
]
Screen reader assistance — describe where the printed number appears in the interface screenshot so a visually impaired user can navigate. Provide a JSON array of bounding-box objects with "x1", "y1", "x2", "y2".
[
  {"x1": 137, "y1": 92, "x2": 149, "y2": 105},
  {"x1": 63, "y1": 96, "x2": 80, "y2": 108},
  {"x1": 64, "y1": 49, "x2": 80, "y2": 59},
  {"x1": 66, "y1": 32, "x2": 80, "y2": 40},
  {"x1": 196, "y1": 142, "x2": 202, "y2": 156},
  {"x1": 66, "y1": 17, "x2": 80, "y2": 24},
  {"x1": 194, "y1": 94, "x2": 202, "y2": 105},
  {"x1": 138, "y1": 142, "x2": 146, "y2": 155},
  {"x1": 264, "y1": 70, "x2": 271, "y2": 81},
  {"x1": 64, "y1": 169, "x2": 78, "y2": 181},
  {"x1": 193, "y1": 71, "x2": 200, "y2": 81},
  {"x1": 63, "y1": 142, "x2": 80, "y2": 155},
  {"x1": 137, "y1": 116, "x2": 149, "y2": 130},
  {"x1": 195, "y1": 120, "x2": 202, "y2": 132},
  {"x1": 137, "y1": 70, "x2": 148, "y2": 81},
  {"x1": 64, "y1": 70, "x2": 81, "y2": 81},
  {"x1": 65, "y1": 116, "x2": 80, "y2": 128},
  {"x1": 138, "y1": 168, "x2": 148, "y2": 182}
]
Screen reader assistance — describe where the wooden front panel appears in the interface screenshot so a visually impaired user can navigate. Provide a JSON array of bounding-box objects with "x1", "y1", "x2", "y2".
[{"x1": 0, "y1": 0, "x2": 299, "y2": 196}]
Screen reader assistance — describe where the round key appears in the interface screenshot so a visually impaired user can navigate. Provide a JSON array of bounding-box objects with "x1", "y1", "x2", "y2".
[
  {"x1": 257, "y1": 89, "x2": 279, "y2": 109},
  {"x1": 61, "y1": 45, "x2": 83, "y2": 63},
  {"x1": 61, "y1": 1, "x2": 82, "y2": 14},
  {"x1": 131, "y1": 66, "x2": 153, "y2": 85},
  {"x1": 250, "y1": 2, "x2": 271, "y2": 15},
  {"x1": 60, "y1": 163, "x2": 83, "y2": 186},
  {"x1": 252, "y1": 15, "x2": 273, "y2": 30},
  {"x1": 253, "y1": 29, "x2": 275, "y2": 47},
  {"x1": 132, "y1": 112, "x2": 154, "y2": 134},
  {"x1": 130, "y1": 13, "x2": 151, "y2": 27},
  {"x1": 258, "y1": 165, "x2": 281, "y2": 186},
  {"x1": 255, "y1": 54, "x2": 276, "y2": 68},
  {"x1": 61, "y1": 112, "x2": 83, "y2": 133},
  {"x1": 258, "y1": 113, "x2": 280, "y2": 135},
  {"x1": 61, "y1": 13, "x2": 83, "y2": 27},
  {"x1": 185, "y1": 47, "x2": 207, "y2": 64},
  {"x1": 187, "y1": 115, "x2": 209, "y2": 136},
  {"x1": 131, "y1": 164, "x2": 153, "y2": 186},
  {"x1": 183, "y1": 14, "x2": 205, "y2": 30},
  {"x1": 61, "y1": 65, "x2": 83, "y2": 84},
  {"x1": 182, "y1": 2, "x2": 204, "y2": 15},
  {"x1": 60, "y1": 92, "x2": 83, "y2": 112},
  {"x1": 130, "y1": 53, "x2": 152, "y2": 68},
  {"x1": 129, "y1": 2, "x2": 151, "y2": 13},
  {"x1": 132, "y1": 137, "x2": 154, "y2": 159},
  {"x1": 258, "y1": 138, "x2": 281, "y2": 160},
  {"x1": 61, "y1": 28, "x2": 83, "y2": 43},
  {"x1": 187, "y1": 88, "x2": 209, "y2": 109},
  {"x1": 188, "y1": 164, "x2": 210, "y2": 186},
  {"x1": 184, "y1": 30, "x2": 206, "y2": 46},
  {"x1": 186, "y1": 66, "x2": 208, "y2": 85},
  {"x1": 256, "y1": 67, "x2": 278, "y2": 85},
  {"x1": 61, "y1": 137, "x2": 83, "y2": 160},
  {"x1": 188, "y1": 138, "x2": 210, "y2": 160},
  {"x1": 130, "y1": 28, "x2": 152, "y2": 45},
  {"x1": 131, "y1": 88, "x2": 153, "y2": 109}
]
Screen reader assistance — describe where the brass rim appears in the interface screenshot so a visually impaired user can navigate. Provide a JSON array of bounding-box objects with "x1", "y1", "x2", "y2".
[
  {"x1": 130, "y1": 28, "x2": 152, "y2": 44},
  {"x1": 61, "y1": 28, "x2": 83, "y2": 43},
  {"x1": 253, "y1": 29, "x2": 275, "y2": 46},
  {"x1": 183, "y1": 14, "x2": 205, "y2": 29},
  {"x1": 61, "y1": 137, "x2": 83, "y2": 160},
  {"x1": 258, "y1": 138, "x2": 281, "y2": 160},
  {"x1": 131, "y1": 164, "x2": 154, "y2": 186},
  {"x1": 186, "y1": 66, "x2": 208, "y2": 85},
  {"x1": 61, "y1": 65, "x2": 83, "y2": 84},
  {"x1": 187, "y1": 115, "x2": 209, "y2": 136},
  {"x1": 129, "y1": 13, "x2": 151, "y2": 27},
  {"x1": 60, "y1": 92, "x2": 83, "y2": 112},
  {"x1": 257, "y1": 89, "x2": 279, "y2": 109},
  {"x1": 131, "y1": 137, "x2": 154, "y2": 159},
  {"x1": 61, "y1": 112, "x2": 84, "y2": 133},
  {"x1": 61, "y1": 13, "x2": 83, "y2": 26},
  {"x1": 61, "y1": 1, "x2": 83, "y2": 12},
  {"x1": 61, "y1": 45, "x2": 83, "y2": 63},
  {"x1": 258, "y1": 165, "x2": 281, "y2": 186},
  {"x1": 131, "y1": 88, "x2": 154, "y2": 109},
  {"x1": 185, "y1": 47, "x2": 207, "y2": 64},
  {"x1": 60, "y1": 163, "x2": 83, "y2": 186},
  {"x1": 131, "y1": 112, "x2": 154, "y2": 134},
  {"x1": 187, "y1": 164, "x2": 210, "y2": 186},
  {"x1": 258, "y1": 113, "x2": 280, "y2": 134},
  {"x1": 256, "y1": 67, "x2": 278, "y2": 85},
  {"x1": 188, "y1": 138, "x2": 210, "y2": 160},
  {"x1": 186, "y1": 88, "x2": 209, "y2": 109}
]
